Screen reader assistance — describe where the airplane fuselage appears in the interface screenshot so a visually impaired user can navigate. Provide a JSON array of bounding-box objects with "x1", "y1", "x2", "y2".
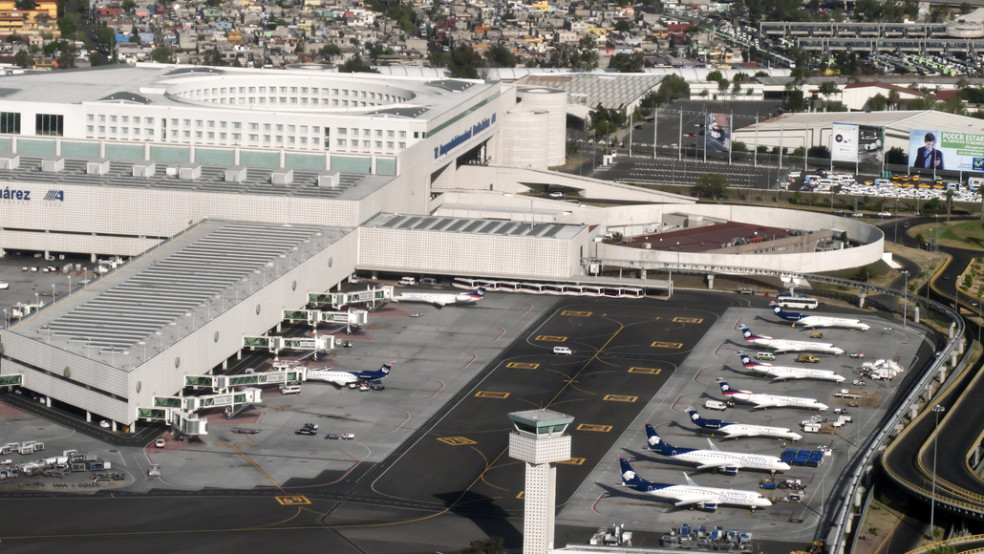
[
  {"x1": 746, "y1": 362, "x2": 846, "y2": 383},
  {"x1": 727, "y1": 391, "x2": 828, "y2": 411}
]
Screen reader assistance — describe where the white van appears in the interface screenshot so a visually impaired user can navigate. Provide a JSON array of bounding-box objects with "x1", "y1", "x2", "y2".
[
  {"x1": 704, "y1": 400, "x2": 727, "y2": 411},
  {"x1": 280, "y1": 384, "x2": 301, "y2": 395},
  {"x1": 553, "y1": 346, "x2": 573, "y2": 355},
  {"x1": 399, "y1": 276, "x2": 416, "y2": 286}
]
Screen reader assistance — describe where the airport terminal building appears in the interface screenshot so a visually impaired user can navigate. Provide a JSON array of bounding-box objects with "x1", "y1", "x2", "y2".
[{"x1": 0, "y1": 64, "x2": 885, "y2": 430}]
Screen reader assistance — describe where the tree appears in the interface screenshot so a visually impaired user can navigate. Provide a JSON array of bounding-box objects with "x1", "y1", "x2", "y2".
[
  {"x1": 706, "y1": 70, "x2": 723, "y2": 82},
  {"x1": 339, "y1": 56, "x2": 377, "y2": 73},
  {"x1": 88, "y1": 51, "x2": 106, "y2": 66},
  {"x1": 865, "y1": 93, "x2": 888, "y2": 111},
  {"x1": 57, "y1": 15, "x2": 78, "y2": 37},
  {"x1": 13, "y1": 48, "x2": 30, "y2": 68},
  {"x1": 14, "y1": 0, "x2": 35, "y2": 10},
  {"x1": 152, "y1": 46, "x2": 175, "y2": 64},
  {"x1": 484, "y1": 43, "x2": 516, "y2": 68},
  {"x1": 946, "y1": 188, "x2": 955, "y2": 221},
  {"x1": 652, "y1": 74, "x2": 688, "y2": 105},
  {"x1": 609, "y1": 52, "x2": 644, "y2": 73},
  {"x1": 447, "y1": 44, "x2": 482, "y2": 79},
  {"x1": 817, "y1": 81, "x2": 839, "y2": 98},
  {"x1": 808, "y1": 145, "x2": 830, "y2": 158},
  {"x1": 120, "y1": 0, "x2": 135, "y2": 10},
  {"x1": 202, "y1": 47, "x2": 225, "y2": 66},
  {"x1": 614, "y1": 20, "x2": 632, "y2": 32},
  {"x1": 320, "y1": 43, "x2": 341, "y2": 60},
  {"x1": 55, "y1": 41, "x2": 77, "y2": 69},
  {"x1": 694, "y1": 173, "x2": 729, "y2": 199},
  {"x1": 886, "y1": 146, "x2": 907, "y2": 165}
]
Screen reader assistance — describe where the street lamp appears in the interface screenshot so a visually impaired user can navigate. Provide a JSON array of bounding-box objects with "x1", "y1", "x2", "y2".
[
  {"x1": 67, "y1": 274, "x2": 72, "y2": 294},
  {"x1": 930, "y1": 404, "x2": 946, "y2": 540},
  {"x1": 901, "y1": 270, "x2": 909, "y2": 327}
]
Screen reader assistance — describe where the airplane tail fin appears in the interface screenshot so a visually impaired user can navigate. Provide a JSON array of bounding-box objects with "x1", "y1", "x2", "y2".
[
  {"x1": 620, "y1": 457, "x2": 654, "y2": 491},
  {"x1": 645, "y1": 423, "x2": 673, "y2": 454},
  {"x1": 738, "y1": 324, "x2": 755, "y2": 340},
  {"x1": 738, "y1": 352, "x2": 755, "y2": 367},
  {"x1": 715, "y1": 378, "x2": 740, "y2": 396},
  {"x1": 471, "y1": 287, "x2": 486, "y2": 299},
  {"x1": 773, "y1": 305, "x2": 803, "y2": 321},
  {"x1": 371, "y1": 361, "x2": 396, "y2": 380},
  {"x1": 687, "y1": 409, "x2": 705, "y2": 426}
]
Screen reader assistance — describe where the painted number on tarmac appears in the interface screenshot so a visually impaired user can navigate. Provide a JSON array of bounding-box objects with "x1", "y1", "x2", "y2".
[
  {"x1": 673, "y1": 317, "x2": 704, "y2": 324},
  {"x1": 651, "y1": 341, "x2": 683, "y2": 349},
  {"x1": 437, "y1": 436, "x2": 477, "y2": 446},
  {"x1": 628, "y1": 367, "x2": 661, "y2": 375},
  {"x1": 475, "y1": 391, "x2": 510, "y2": 399},
  {"x1": 535, "y1": 335, "x2": 567, "y2": 342},
  {"x1": 576, "y1": 424, "x2": 613, "y2": 433},
  {"x1": 276, "y1": 495, "x2": 311, "y2": 506},
  {"x1": 506, "y1": 362, "x2": 539, "y2": 370},
  {"x1": 558, "y1": 457, "x2": 586, "y2": 466},
  {"x1": 603, "y1": 394, "x2": 638, "y2": 403},
  {"x1": 561, "y1": 310, "x2": 592, "y2": 317}
]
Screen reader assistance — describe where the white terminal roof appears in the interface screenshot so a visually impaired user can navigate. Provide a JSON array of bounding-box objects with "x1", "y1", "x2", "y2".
[
  {"x1": 515, "y1": 73, "x2": 665, "y2": 109},
  {"x1": 0, "y1": 156, "x2": 389, "y2": 200},
  {"x1": 12, "y1": 220, "x2": 347, "y2": 370},
  {"x1": 363, "y1": 213, "x2": 584, "y2": 240},
  {"x1": 742, "y1": 110, "x2": 984, "y2": 134},
  {"x1": 0, "y1": 63, "x2": 490, "y2": 121}
]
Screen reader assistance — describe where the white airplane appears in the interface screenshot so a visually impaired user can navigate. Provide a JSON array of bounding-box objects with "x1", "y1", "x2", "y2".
[
  {"x1": 738, "y1": 324, "x2": 845, "y2": 355},
  {"x1": 738, "y1": 352, "x2": 846, "y2": 383},
  {"x1": 771, "y1": 305, "x2": 870, "y2": 331},
  {"x1": 644, "y1": 424, "x2": 790, "y2": 474},
  {"x1": 717, "y1": 378, "x2": 828, "y2": 411},
  {"x1": 619, "y1": 457, "x2": 772, "y2": 511},
  {"x1": 686, "y1": 408, "x2": 802, "y2": 441},
  {"x1": 392, "y1": 287, "x2": 485, "y2": 307},
  {"x1": 304, "y1": 361, "x2": 395, "y2": 388}
]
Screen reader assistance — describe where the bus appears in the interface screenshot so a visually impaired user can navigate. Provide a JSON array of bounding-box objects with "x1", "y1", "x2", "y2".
[{"x1": 774, "y1": 294, "x2": 820, "y2": 310}]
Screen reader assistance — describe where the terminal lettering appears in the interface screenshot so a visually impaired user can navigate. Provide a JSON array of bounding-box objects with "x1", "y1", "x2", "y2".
[
  {"x1": 1, "y1": 187, "x2": 29, "y2": 201},
  {"x1": 434, "y1": 114, "x2": 496, "y2": 159}
]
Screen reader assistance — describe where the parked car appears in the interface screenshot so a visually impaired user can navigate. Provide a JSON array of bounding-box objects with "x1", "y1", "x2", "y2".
[
  {"x1": 303, "y1": 423, "x2": 319, "y2": 431},
  {"x1": 755, "y1": 352, "x2": 776, "y2": 361},
  {"x1": 341, "y1": 432, "x2": 355, "y2": 440},
  {"x1": 154, "y1": 438, "x2": 166, "y2": 448},
  {"x1": 736, "y1": 287, "x2": 753, "y2": 295},
  {"x1": 553, "y1": 346, "x2": 573, "y2": 355},
  {"x1": 877, "y1": 211, "x2": 892, "y2": 217},
  {"x1": 325, "y1": 433, "x2": 340, "y2": 440},
  {"x1": 369, "y1": 382, "x2": 385, "y2": 391},
  {"x1": 295, "y1": 428, "x2": 317, "y2": 436}
]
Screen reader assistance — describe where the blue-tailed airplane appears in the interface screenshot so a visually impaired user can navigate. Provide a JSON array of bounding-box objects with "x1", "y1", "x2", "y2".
[
  {"x1": 738, "y1": 324, "x2": 845, "y2": 355},
  {"x1": 738, "y1": 352, "x2": 846, "y2": 383},
  {"x1": 619, "y1": 458, "x2": 772, "y2": 511},
  {"x1": 686, "y1": 408, "x2": 802, "y2": 441},
  {"x1": 717, "y1": 378, "x2": 829, "y2": 411},
  {"x1": 771, "y1": 305, "x2": 870, "y2": 331},
  {"x1": 304, "y1": 361, "x2": 395, "y2": 388},
  {"x1": 644, "y1": 424, "x2": 790, "y2": 474}
]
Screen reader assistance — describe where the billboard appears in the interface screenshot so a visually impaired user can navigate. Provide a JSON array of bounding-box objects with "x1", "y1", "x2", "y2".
[
  {"x1": 832, "y1": 123, "x2": 883, "y2": 164},
  {"x1": 909, "y1": 129, "x2": 984, "y2": 171},
  {"x1": 831, "y1": 123, "x2": 859, "y2": 163},
  {"x1": 705, "y1": 113, "x2": 731, "y2": 153},
  {"x1": 857, "y1": 125, "x2": 884, "y2": 165}
]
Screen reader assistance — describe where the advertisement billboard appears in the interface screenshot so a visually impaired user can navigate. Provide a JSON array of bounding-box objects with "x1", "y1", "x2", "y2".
[
  {"x1": 705, "y1": 113, "x2": 731, "y2": 153},
  {"x1": 857, "y1": 125, "x2": 884, "y2": 165},
  {"x1": 831, "y1": 123, "x2": 859, "y2": 163},
  {"x1": 909, "y1": 129, "x2": 984, "y2": 171}
]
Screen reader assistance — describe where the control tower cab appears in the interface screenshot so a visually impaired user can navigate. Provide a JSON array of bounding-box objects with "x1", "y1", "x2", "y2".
[{"x1": 507, "y1": 409, "x2": 574, "y2": 554}]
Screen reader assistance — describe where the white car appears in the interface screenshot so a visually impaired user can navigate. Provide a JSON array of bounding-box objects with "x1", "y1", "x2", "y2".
[
  {"x1": 877, "y1": 211, "x2": 892, "y2": 217},
  {"x1": 341, "y1": 432, "x2": 355, "y2": 440},
  {"x1": 154, "y1": 438, "x2": 166, "y2": 448},
  {"x1": 548, "y1": 192, "x2": 564, "y2": 198},
  {"x1": 99, "y1": 420, "x2": 111, "y2": 428}
]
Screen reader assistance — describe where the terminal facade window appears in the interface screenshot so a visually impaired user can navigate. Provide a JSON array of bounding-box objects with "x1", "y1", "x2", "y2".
[
  {"x1": 0, "y1": 112, "x2": 21, "y2": 134},
  {"x1": 36, "y1": 113, "x2": 63, "y2": 136}
]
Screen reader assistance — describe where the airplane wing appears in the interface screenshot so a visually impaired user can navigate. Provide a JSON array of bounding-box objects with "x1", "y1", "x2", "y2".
[
  {"x1": 431, "y1": 297, "x2": 453, "y2": 307},
  {"x1": 750, "y1": 399, "x2": 779, "y2": 409},
  {"x1": 673, "y1": 496, "x2": 718, "y2": 508},
  {"x1": 696, "y1": 460, "x2": 742, "y2": 471}
]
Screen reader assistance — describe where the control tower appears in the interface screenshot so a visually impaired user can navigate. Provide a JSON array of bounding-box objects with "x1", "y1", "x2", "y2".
[{"x1": 508, "y1": 409, "x2": 574, "y2": 554}]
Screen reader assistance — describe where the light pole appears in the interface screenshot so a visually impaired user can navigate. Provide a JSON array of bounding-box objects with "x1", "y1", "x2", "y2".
[
  {"x1": 978, "y1": 293, "x2": 982, "y2": 346},
  {"x1": 51, "y1": 283, "x2": 55, "y2": 301},
  {"x1": 930, "y1": 404, "x2": 946, "y2": 540},
  {"x1": 901, "y1": 270, "x2": 909, "y2": 327},
  {"x1": 67, "y1": 274, "x2": 72, "y2": 294}
]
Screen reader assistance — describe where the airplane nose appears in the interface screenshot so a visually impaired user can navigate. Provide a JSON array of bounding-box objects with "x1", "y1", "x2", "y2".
[{"x1": 778, "y1": 462, "x2": 791, "y2": 471}]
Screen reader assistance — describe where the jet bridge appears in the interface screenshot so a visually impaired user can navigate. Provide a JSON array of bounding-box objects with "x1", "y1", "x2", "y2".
[
  {"x1": 185, "y1": 365, "x2": 304, "y2": 392},
  {"x1": 242, "y1": 334, "x2": 336, "y2": 360},
  {"x1": 282, "y1": 308, "x2": 368, "y2": 333},
  {"x1": 308, "y1": 286, "x2": 393, "y2": 310},
  {"x1": 0, "y1": 374, "x2": 23, "y2": 388},
  {"x1": 137, "y1": 388, "x2": 263, "y2": 436}
]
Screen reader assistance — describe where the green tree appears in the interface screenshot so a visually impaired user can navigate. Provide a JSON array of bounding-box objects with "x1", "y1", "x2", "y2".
[
  {"x1": 14, "y1": 0, "x2": 35, "y2": 10},
  {"x1": 817, "y1": 81, "x2": 839, "y2": 98},
  {"x1": 201, "y1": 47, "x2": 225, "y2": 66},
  {"x1": 706, "y1": 70, "x2": 723, "y2": 82},
  {"x1": 56, "y1": 15, "x2": 78, "y2": 37},
  {"x1": 447, "y1": 44, "x2": 482, "y2": 79},
  {"x1": 88, "y1": 51, "x2": 106, "y2": 66},
  {"x1": 653, "y1": 74, "x2": 689, "y2": 105},
  {"x1": 865, "y1": 93, "x2": 888, "y2": 111},
  {"x1": 694, "y1": 173, "x2": 729, "y2": 199},
  {"x1": 609, "y1": 52, "x2": 644, "y2": 73},
  {"x1": 614, "y1": 20, "x2": 632, "y2": 32},
  {"x1": 339, "y1": 56, "x2": 377, "y2": 73},
  {"x1": 808, "y1": 145, "x2": 830, "y2": 158},
  {"x1": 484, "y1": 43, "x2": 516, "y2": 68},
  {"x1": 886, "y1": 146, "x2": 907, "y2": 165},
  {"x1": 120, "y1": 0, "x2": 135, "y2": 10},
  {"x1": 13, "y1": 48, "x2": 30, "y2": 68},
  {"x1": 320, "y1": 43, "x2": 341, "y2": 60},
  {"x1": 151, "y1": 46, "x2": 175, "y2": 64},
  {"x1": 55, "y1": 41, "x2": 77, "y2": 69}
]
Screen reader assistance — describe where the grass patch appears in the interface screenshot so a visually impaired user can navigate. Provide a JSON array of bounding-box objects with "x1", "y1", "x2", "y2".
[{"x1": 909, "y1": 220, "x2": 984, "y2": 252}]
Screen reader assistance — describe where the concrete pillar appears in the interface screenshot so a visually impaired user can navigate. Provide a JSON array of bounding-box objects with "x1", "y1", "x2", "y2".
[
  {"x1": 237, "y1": 350, "x2": 242, "y2": 360},
  {"x1": 276, "y1": 322, "x2": 282, "y2": 333},
  {"x1": 707, "y1": 274, "x2": 714, "y2": 289},
  {"x1": 90, "y1": 253, "x2": 97, "y2": 263},
  {"x1": 130, "y1": 421, "x2": 137, "y2": 433},
  {"x1": 111, "y1": 421, "x2": 117, "y2": 432},
  {"x1": 914, "y1": 306, "x2": 920, "y2": 324},
  {"x1": 910, "y1": 405, "x2": 919, "y2": 419},
  {"x1": 222, "y1": 359, "x2": 228, "y2": 370},
  {"x1": 639, "y1": 268, "x2": 646, "y2": 280},
  {"x1": 86, "y1": 411, "x2": 92, "y2": 422},
  {"x1": 950, "y1": 322, "x2": 956, "y2": 339},
  {"x1": 859, "y1": 291, "x2": 866, "y2": 308},
  {"x1": 941, "y1": 367, "x2": 948, "y2": 383},
  {"x1": 45, "y1": 397, "x2": 51, "y2": 408},
  {"x1": 959, "y1": 340, "x2": 965, "y2": 355}
]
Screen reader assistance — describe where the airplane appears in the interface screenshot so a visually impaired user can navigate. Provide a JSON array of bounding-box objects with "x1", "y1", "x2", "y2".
[
  {"x1": 304, "y1": 361, "x2": 395, "y2": 388},
  {"x1": 717, "y1": 378, "x2": 829, "y2": 411},
  {"x1": 686, "y1": 408, "x2": 802, "y2": 441},
  {"x1": 392, "y1": 287, "x2": 485, "y2": 307},
  {"x1": 644, "y1": 424, "x2": 790, "y2": 474},
  {"x1": 771, "y1": 305, "x2": 870, "y2": 331},
  {"x1": 738, "y1": 352, "x2": 846, "y2": 383},
  {"x1": 618, "y1": 457, "x2": 772, "y2": 511},
  {"x1": 738, "y1": 324, "x2": 845, "y2": 355}
]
